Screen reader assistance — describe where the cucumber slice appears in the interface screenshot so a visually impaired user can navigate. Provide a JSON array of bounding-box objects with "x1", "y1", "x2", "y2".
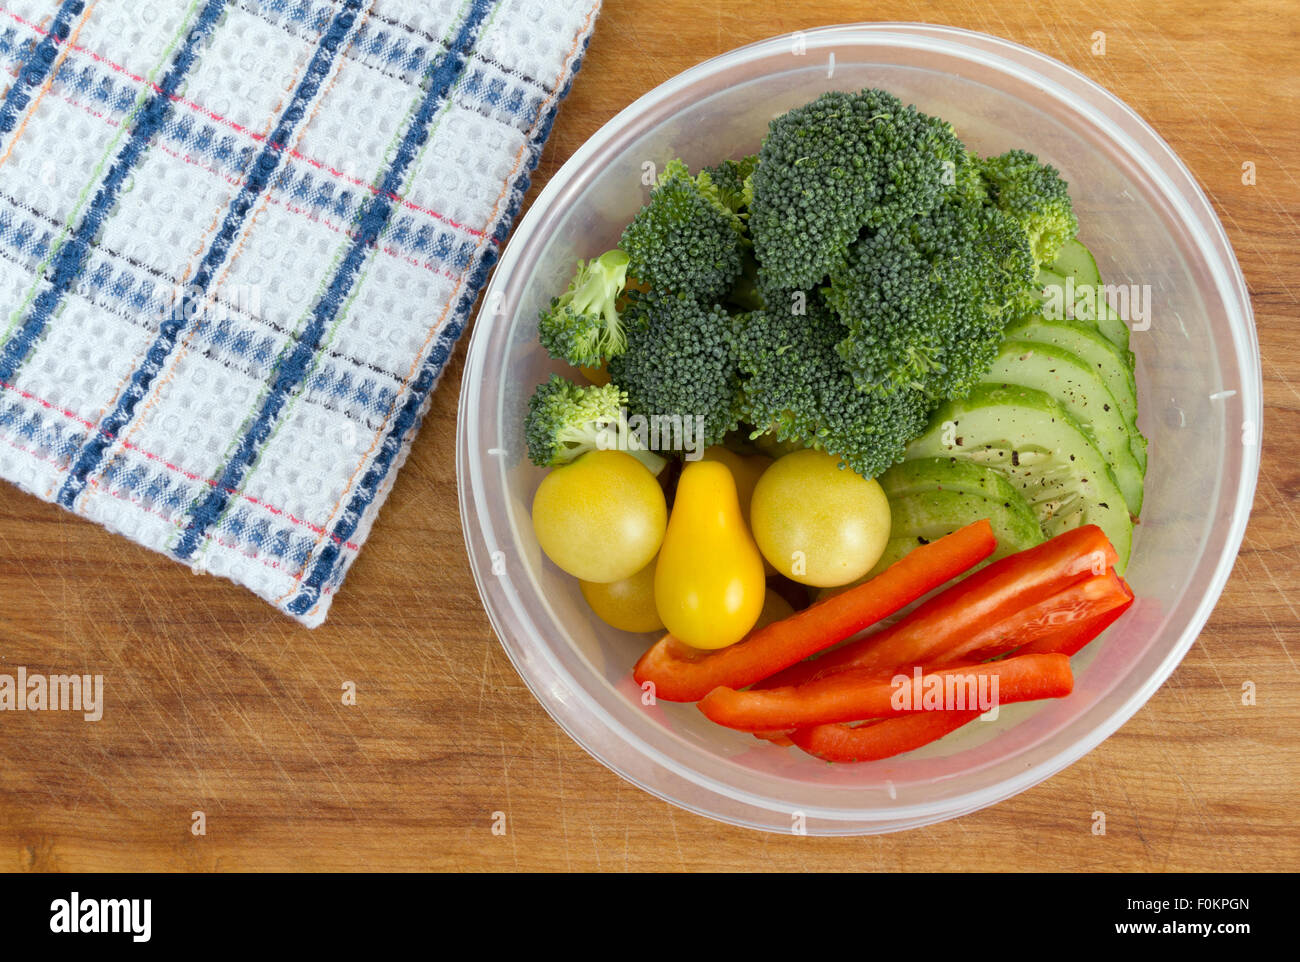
[
  {"x1": 982, "y1": 340, "x2": 1144, "y2": 516},
  {"x1": 1003, "y1": 314, "x2": 1137, "y2": 427},
  {"x1": 904, "y1": 384, "x2": 1133, "y2": 572},
  {"x1": 1035, "y1": 267, "x2": 1098, "y2": 334},
  {"x1": 879, "y1": 458, "x2": 1041, "y2": 527},
  {"x1": 867, "y1": 487, "x2": 1046, "y2": 579},
  {"x1": 1073, "y1": 292, "x2": 1133, "y2": 356},
  {"x1": 1004, "y1": 314, "x2": 1147, "y2": 474},
  {"x1": 1046, "y1": 238, "x2": 1133, "y2": 355},
  {"x1": 1049, "y1": 238, "x2": 1101, "y2": 286}
]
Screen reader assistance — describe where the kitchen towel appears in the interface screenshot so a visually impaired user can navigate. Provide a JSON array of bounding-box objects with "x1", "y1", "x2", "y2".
[{"x1": 0, "y1": 0, "x2": 600, "y2": 626}]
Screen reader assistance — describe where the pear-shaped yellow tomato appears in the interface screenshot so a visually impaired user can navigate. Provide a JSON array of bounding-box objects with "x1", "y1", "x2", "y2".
[
  {"x1": 702, "y1": 446, "x2": 778, "y2": 576},
  {"x1": 655, "y1": 460, "x2": 766, "y2": 650},
  {"x1": 580, "y1": 559, "x2": 664, "y2": 633},
  {"x1": 750, "y1": 449, "x2": 891, "y2": 588},
  {"x1": 699, "y1": 446, "x2": 771, "y2": 526},
  {"x1": 531, "y1": 450, "x2": 666, "y2": 583}
]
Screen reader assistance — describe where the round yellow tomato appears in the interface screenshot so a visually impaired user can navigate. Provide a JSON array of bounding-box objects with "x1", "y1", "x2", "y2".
[
  {"x1": 531, "y1": 450, "x2": 666, "y2": 583},
  {"x1": 580, "y1": 559, "x2": 664, "y2": 633},
  {"x1": 749, "y1": 449, "x2": 891, "y2": 587}
]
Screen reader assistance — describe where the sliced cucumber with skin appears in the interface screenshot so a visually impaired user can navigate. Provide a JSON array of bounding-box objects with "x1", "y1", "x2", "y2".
[
  {"x1": 1004, "y1": 313, "x2": 1147, "y2": 474},
  {"x1": 982, "y1": 340, "x2": 1144, "y2": 516},
  {"x1": 904, "y1": 384, "x2": 1133, "y2": 572},
  {"x1": 879, "y1": 458, "x2": 1041, "y2": 527},
  {"x1": 1045, "y1": 238, "x2": 1133, "y2": 356},
  {"x1": 1074, "y1": 292, "x2": 1133, "y2": 357},
  {"x1": 1049, "y1": 238, "x2": 1101, "y2": 286},
  {"x1": 866, "y1": 487, "x2": 1046, "y2": 579},
  {"x1": 1003, "y1": 314, "x2": 1137, "y2": 426}
]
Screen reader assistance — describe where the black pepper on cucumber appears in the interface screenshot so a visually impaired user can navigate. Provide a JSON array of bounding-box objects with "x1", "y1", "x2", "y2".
[{"x1": 905, "y1": 382, "x2": 1134, "y2": 573}]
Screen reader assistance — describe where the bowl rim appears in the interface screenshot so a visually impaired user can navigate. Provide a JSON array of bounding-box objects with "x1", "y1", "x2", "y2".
[{"x1": 456, "y1": 21, "x2": 1263, "y2": 834}]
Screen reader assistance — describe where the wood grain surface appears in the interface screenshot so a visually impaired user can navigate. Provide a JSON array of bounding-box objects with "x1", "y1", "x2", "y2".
[{"x1": 2, "y1": 0, "x2": 1297, "y2": 872}]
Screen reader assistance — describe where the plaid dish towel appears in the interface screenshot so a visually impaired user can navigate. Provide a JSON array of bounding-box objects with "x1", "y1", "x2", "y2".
[{"x1": 0, "y1": 0, "x2": 600, "y2": 626}]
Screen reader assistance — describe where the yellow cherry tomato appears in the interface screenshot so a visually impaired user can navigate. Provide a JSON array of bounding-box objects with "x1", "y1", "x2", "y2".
[
  {"x1": 654, "y1": 460, "x2": 766, "y2": 650},
  {"x1": 580, "y1": 559, "x2": 665, "y2": 633},
  {"x1": 750, "y1": 449, "x2": 891, "y2": 587},
  {"x1": 531, "y1": 450, "x2": 666, "y2": 583}
]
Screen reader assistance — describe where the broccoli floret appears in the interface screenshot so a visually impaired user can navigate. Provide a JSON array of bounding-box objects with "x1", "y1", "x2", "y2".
[
  {"x1": 524, "y1": 374, "x2": 665, "y2": 474},
  {"x1": 826, "y1": 198, "x2": 1036, "y2": 401},
  {"x1": 699, "y1": 154, "x2": 758, "y2": 220},
  {"x1": 733, "y1": 296, "x2": 934, "y2": 479},
  {"x1": 606, "y1": 291, "x2": 743, "y2": 451},
  {"x1": 620, "y1": 159, "x2": 746, "y2": 301},
  {"x1": 978, "y1": 148, "x2": 1079, "y2": 268},
  {"x1": 748, "y1": 88, "x2": 970, "y2": 292},
  {"x1": 537, "y1": 249, "x2": 630, "y2": 367}
]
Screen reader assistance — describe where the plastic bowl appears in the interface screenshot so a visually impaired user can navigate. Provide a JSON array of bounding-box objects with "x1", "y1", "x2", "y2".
[{"x1": 456, "y1": 24, "x2": 1261, "y2": 834}]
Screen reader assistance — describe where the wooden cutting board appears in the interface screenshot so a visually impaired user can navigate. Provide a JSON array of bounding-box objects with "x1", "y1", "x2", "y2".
[{"x1": 2, "y1": 0, "x2": 1296, "y2": 871}]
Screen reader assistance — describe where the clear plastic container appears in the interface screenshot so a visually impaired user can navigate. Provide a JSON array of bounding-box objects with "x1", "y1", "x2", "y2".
[{"x1": 456, "y1": 24, "x2": 1261, "y2": 834}]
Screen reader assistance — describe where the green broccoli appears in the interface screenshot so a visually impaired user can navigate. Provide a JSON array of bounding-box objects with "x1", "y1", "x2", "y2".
[
  {"x1": 620, "y1": 159, "x2": 746, "y2": 302},
  {"x1": 978, "y1": 148, "x2": 1079, "y2": 268},
  {"x1": 733, "y1": 296, "x2": 934, "y2": 479},
  {"x1": 826, "y1": 198, "x2": 1036, "y2": 401},
  {"x1": 524, "y1": 374, "x2": 665, "y2": 474},
  {"x1": 606, "y1": 291, "x2": 743, "y2": 451},
  {"x1": 537, "y1": 249, "x2": 630, "y2": 367},
  {"x1": 748, "y1": 88, "x2": 970, "y2": 292},
  {"x1": 699, "y1": 154, "x2": 758, "y2": 221}
]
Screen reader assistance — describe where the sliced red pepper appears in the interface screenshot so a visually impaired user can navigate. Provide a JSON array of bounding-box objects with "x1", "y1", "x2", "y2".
[
  {"x1": 930, "y1": 568, "x2": 1133, "y2": 666},
  {"x1": 790, "y1": 710, "x2": 983, "y2": 763},
  {"x1": 759, "y1": 525, "x2": 1118, "y2": 689},
  {"x1": 1015, "y1": 576, "x2": 1134, "y2": 657},
  {"x1": 698, "y1": 652, "x2": 1074, "y2": 732},
  {"x1": 765, "y1": 573, "x2": 1132, "y2": 754},
  {"x1": 632, "y1": 520, "x2": 996, "y2": 703}
]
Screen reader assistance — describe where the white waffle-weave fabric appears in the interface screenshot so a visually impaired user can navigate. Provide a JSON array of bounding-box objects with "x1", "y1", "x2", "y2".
[{"x1": 0, "y1": 0, "x2": 600, "y2": 626}]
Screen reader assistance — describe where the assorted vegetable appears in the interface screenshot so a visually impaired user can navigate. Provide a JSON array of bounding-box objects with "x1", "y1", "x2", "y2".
[
  {"x1": 760, "y1": 523, "x2": 1120, "y2": 687},
  {"x1": 520, "y1": 86, "x2": 1146, "y2": 764},
  {"x1": 633, "y1": 521, "x2": 997, "y2": 703}
]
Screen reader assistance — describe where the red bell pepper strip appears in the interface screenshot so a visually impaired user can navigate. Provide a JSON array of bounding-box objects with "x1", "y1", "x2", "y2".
[
  {"x1": 759, "y1": 525, "x2": 1118, "y2": 690},
  {"x1": 1015, "y1": 577, "x2": 1134, "y2": 657},
  {"x1": 632, "y1": 520, "x2": 996, "y2": 703},
  {"x1": 763, "y1": 573, "x2": 1132, "y2": 752},
  {"x1": 790, "y1": 710, "x2": 983, "y2": 763},
  {"x1": 698, "y1": 652, "x2": 1074, "y2": 732},
  {"x1": 929, "y1": 568, "x2": 1134, "y2": 666}
]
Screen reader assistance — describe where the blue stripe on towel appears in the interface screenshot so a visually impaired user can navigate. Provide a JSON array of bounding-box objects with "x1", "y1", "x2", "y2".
[
  {"x1": 0, "y1": 0, "x2": 226, "y2": 386},
  {"x1": 55, "y1": 0, "x2": 369, "y2": 509},
  {"x1": 171, "y1": 0, "x2": 496, "y2": 560},
  {"x1": 0, "y1": 0, "x2": 85, "y2": 138}
]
